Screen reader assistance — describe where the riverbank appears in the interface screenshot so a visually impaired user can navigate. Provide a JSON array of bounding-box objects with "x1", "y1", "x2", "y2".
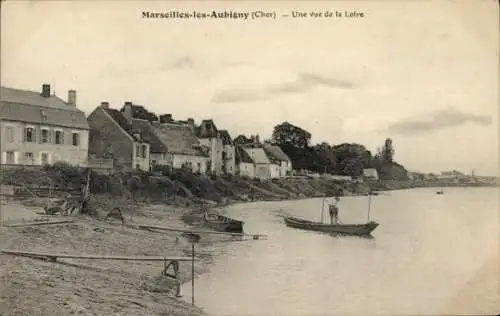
[
  {"x1": 0, "y1": 167, "x2": 497, "y2": 315},
  {"x1": 0, "y1": 199, "x2": 220, "y2": 316}
]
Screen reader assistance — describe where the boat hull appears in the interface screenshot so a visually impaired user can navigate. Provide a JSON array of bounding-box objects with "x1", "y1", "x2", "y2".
[
  {"x1": 283, "y1": 216, "x2": 378, "y2": 236},
  {"x1": 204, "y1": 213, "x2": 244, "y2": 233}
]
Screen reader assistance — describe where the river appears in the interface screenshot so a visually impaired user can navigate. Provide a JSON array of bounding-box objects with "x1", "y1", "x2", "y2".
[{"x1": 182, "y1": 187, "x2": 499, "y2": 315}]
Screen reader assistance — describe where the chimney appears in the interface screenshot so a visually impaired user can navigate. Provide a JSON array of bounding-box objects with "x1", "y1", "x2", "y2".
[
  {"x1": 67, "y1": 90, "x2": 76, "y2": 106},
  {"x1": 159, "y1": 114, "x2": 173, "y2": 123},
  {"x1": 100, "y1": 101, "x2": 109, "y2": 109},
  {"x1": 41, "y1": 84, "x2": 50, "y2": 98},
  {"x1": 187, "y1": 117, "x2": 195, "y2": 130},
  {"x1": 123, "y1": 101, "x2": 133, "y2": 123}
]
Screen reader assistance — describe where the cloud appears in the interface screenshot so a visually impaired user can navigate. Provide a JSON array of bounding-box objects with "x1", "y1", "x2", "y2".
[
  {"x1": 170, "y1": 56, "x2": 195, "y2": 70},
  {"x1": 213, "y1": 72, "x2": 355, "y2": 103},
  {"x1": 212, "y1": 88, "x2": 267, "y2": 103},
  {"x1": 386, "y1": 108, "x2": 493, "y2": 136}
]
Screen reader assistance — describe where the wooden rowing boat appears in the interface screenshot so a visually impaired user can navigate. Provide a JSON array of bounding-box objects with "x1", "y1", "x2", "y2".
[
  {"x1": 204, "y1": 212, "x2": 244, "y2": 233},
  {"x1": 283, "y1": 216, "x2": 379, "y2": 236}
]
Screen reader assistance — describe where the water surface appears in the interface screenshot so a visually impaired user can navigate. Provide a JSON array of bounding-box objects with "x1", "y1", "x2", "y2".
[{"x1": 183, "y1": 187, "x2": 499, "y2": 315}]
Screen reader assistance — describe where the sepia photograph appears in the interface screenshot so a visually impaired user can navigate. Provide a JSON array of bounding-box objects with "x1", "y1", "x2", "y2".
[{"x1": 0, "y1": 0, "x2": 499, "y2": 315}]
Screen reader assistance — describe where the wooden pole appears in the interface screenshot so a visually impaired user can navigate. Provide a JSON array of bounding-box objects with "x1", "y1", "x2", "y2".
[
  {"x1": 321, "y1": 198, "x2": 325, "y2": 223},
  {"x1": 367, "y1": 192, "x2": 372, "y2": 222},
  {"x1": 191, "y1": 242, "x2": 195, "y2": 305}
]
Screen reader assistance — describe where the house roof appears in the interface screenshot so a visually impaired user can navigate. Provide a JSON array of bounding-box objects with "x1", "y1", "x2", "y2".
[
  {"x1": 152, "y1": 122, "x2": 207, "y2": 156},
  {"x1": 235, "y1": 146, "x2": 253, "y2": 164},
  {"x1": 0, "y1": 87, "x2": 89, "y2": 129},
  {"x1": 219, "y1": 130, "x2": 233, "y2": 145},
  {"x1": 197, "y1": 119, "x2": 219, "y2": 138},
  {"x1": 263, "y1": 144, "x2": 291, "y2": 162},
  {"x1": 243, "y1": 147, "x2": 270, "y2": 164},
  {"x1": 122, "y1": 104, "x2": 158, "y2": 122},
  {"x1": 131, "y1": 119, "x2": 167, "y2": 153},
  {"x1": 102, "y1": 108, "x2": 141, "y2": 141}
]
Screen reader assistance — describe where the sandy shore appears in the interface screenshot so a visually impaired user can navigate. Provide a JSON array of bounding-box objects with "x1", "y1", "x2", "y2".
[{"x1": 0, "y1": 199, "x2": 230, "y2": 316}]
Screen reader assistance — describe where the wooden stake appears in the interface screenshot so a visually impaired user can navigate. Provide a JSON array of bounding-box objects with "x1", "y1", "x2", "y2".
[
  {"x1": 191, "y1": 242, "x2": 195, "y2": 305},
  {"x1": 367, "y1": 193, "x2": 372, "y2": 222}
]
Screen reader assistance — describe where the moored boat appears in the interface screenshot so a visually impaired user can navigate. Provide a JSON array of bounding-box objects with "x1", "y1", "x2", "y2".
[
  {"x1": 204, "y1": 212, "x2": 244, "y2": 233},
  {"x1": 283, "y1": 216, "x2": 379, "y2": 236}
]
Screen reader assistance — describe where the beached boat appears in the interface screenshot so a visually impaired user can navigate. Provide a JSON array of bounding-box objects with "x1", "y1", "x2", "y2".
[
  {"x1": 283, "y1": 216, "x2": 379, "y2": 236},
  {"x1": 436, "y1": 190, "x2": 444, "y2": 195},
  {"x1": 204, "y1": 212, "x2": 244, "y2": 233}
]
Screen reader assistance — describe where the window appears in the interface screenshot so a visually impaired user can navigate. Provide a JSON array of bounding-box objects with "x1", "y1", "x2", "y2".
[
  {"x1": 41, "y1": 153, "x2": 48, "y2": 165},
  {"x1": 41, "y1": 129, "x2": 49, "y2": 143},
  {"x1": 136, "y1": 164, "x2": 140, "y2": 170},
  {"x1": 24, "y1": 152, "x2": 34, "y2": 164},
  {"x1": 55, "y1": 131, "x2": 63, "y2": 144},
  {"x1": 6, "y1": 127, "x2": 14, "y2": 142},
  {"x1": 197, "y1": 162, "x2": 201, "y2": 171},
  {"x1": 25, "y1": 127, "x2": 35, "y2": 142},
  {"x1": 40, "y1": 110, "x2": 47, "y2": 121},
  {"x1": 72, "y1": 132, "x2": 79, "y2": 146},
  {"x1": 141, "y1": 145, "x2": 147, "y2": 158},
  {"x1": 135, "y1": 144, "x2": 140, "y2": 157},
  {"x1": 6, "y1": 151, "x2": 14, "y2": 164}
]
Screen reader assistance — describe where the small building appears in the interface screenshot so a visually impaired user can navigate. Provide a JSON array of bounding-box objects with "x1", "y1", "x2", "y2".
[
  {"x1": 87, "y1": 102, "x2": 151, "y2": 172},
  {"x1": 263, "y1": 144, "x2": 292, "y2": 178},
  {"x1": 152, "y1": 121, "x2": 208, "y2": 173},
  {"x1": 219, "y1": 129, "x2": 236, "y2": 175},
  {"x1": 235, "y1": 145, "x2": 255, "y2": 178},
  {"x1": 196, "y1": 119, "x2": 224, "y2": 175},
  {"x1": 0, "y1": 84, "x2": 89, "y2": 166},
  {"x1": 363, "y1": 168, "x2": 379, "y2": 180},
  {"x1": 243, "y1": 147, "x2": 271, "y2": 179}
]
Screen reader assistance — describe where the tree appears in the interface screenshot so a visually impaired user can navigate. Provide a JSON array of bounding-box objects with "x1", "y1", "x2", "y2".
[
  {"x1": 377, "y1": 137, "x2": 394, "y2": 163},
  {"x1": 313, "y1": 142, "x2": 336, "y2": 173},
  {"x1": 271, "y1": 122, "x2": 311, "y2": 149},
  {"x1": 331, "y1": 143, "x2": 373, "y2": 177}
]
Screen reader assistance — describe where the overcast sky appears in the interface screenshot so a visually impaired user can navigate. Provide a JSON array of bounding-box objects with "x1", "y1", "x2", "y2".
[{"x1": 2, "y1": 0, "x2": 498, "y2": 176}]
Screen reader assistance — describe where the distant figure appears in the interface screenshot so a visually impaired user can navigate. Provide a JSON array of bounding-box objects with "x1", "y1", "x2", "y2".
[{"x1": 329, "y1": 196, "x2": 340, "y2": 224}]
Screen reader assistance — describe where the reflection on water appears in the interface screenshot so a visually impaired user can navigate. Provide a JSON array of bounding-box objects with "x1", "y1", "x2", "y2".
[{"x1": 182, "y1": 187, "x2": 499, "y2": 316}]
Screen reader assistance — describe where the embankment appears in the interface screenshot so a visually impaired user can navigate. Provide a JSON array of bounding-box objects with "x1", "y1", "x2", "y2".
[{"x1": 1, "y1": 166, "x2": 496, "y2": 315}]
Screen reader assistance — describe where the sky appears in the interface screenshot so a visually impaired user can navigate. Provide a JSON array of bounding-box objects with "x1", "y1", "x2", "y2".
[{"x1": 1, "y1": 0, "x2": 499, "y2": 176}]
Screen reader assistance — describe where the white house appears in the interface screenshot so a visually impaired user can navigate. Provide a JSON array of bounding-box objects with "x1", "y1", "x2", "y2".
[
  {"x1": 243, "y1": 147, "x2": 272, "y2": 179},
  {"x1": 235, "y1": 145, "x2": 255, "y2": 178},
  {"x1": 1, "y1": 84, "x2": 89, "y2": 167},
  {"x1": 219, "y1": 130, "x2": 236, "y2": 175},
  {"x1": 363, "y1": 168, "x2": 379, "y2": 180},
  {"x1": 152, "y1": 121, "x2": 209, "y2": 173},
  {"x1": 263, "y1": 144, "x2": 292, "y2": 178},
  {"x1": 196, "y1": 119, "x2": 225, "y2": 175}
]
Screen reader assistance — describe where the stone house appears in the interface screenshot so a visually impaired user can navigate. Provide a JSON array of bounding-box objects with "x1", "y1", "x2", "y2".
[
  {"x1": 243, "y1": 146, "x2": 272, "y2": 179},
  {"x1": 235, "y1": 145, "x2": 255, "y2": 178},
  {"x1": 263, "y1": 144, "x2": 293, "y2": 178},
  {"x1": 151, "y1": 119, "x2": 209, "y2": 173},
  {"x1": 0, "y1": 84, "x2": 89, "y2": 166},
  {"x1": 196, "y1": 119, "x2": 224, "y2": 175},
  {"x1": 218, "y1": 129, "x2": 236, "y2": 175},
  {"x1": 87, "y1": 102, "x2": 151, "y2": 171}
]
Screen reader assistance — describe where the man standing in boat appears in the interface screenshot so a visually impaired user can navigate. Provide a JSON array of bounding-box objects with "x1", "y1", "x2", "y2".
[{"x1": 329, "y1": 196, "x2": 340, "y2": 224}]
